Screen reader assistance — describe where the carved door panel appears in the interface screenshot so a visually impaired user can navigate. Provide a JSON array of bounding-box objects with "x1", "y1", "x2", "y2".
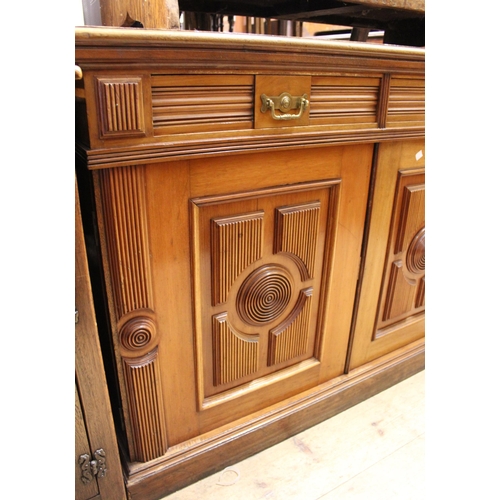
[
  {"x1": 96, "y1": 144, "x2": 373, "y2": 459},
  {"x1": 191, "y1": 180, "x2": 338, "y2": 405},
  {"x1": 349, "y1": 140, "x2": 425, "y2": 369}
]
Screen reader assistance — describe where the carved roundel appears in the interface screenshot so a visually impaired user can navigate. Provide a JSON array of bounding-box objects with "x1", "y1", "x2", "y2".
[
  {"x1": 236, "y1": 264, "x2": 293, "y2": 326},
  {"x1": 406, "y1": 227, "x2": 425, "y2": 275},
  {"x1": 119, "y1": 316, "x2": 157, "y2": 352}
]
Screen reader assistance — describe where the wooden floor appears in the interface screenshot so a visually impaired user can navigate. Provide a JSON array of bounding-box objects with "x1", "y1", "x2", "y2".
[{"x1": 161, "y1": 370, "x2": 425, "y2": 500}]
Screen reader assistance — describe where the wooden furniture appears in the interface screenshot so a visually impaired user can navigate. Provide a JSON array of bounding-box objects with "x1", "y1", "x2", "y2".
[
  {"x1": 75, "y1": 26, "x2": 424, "y2": 500},
  {"x1": 95, "y1": 0, "x2": 424, "y2": 45},
  {"x1": 75, "y1": 181, "x2": 127, "y2": 500},
  {"x1": 177, "y1": 0, "x2": 424, "y2": 45},
  {"x1": 99, "y1": 0, "x2": 180, "y2": 29}
]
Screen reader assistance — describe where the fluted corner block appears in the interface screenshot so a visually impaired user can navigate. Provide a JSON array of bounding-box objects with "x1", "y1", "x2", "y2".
[{"x1": 96, "y1": 77, "x2": 145, "y2": 139}]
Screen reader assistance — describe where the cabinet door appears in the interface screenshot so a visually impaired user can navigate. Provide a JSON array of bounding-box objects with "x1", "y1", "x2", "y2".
[
  {"x1": 96, "y1": 144, "x2": 372, "y2": 460},
  {"x1": 75, "y1": 180, "x2": 127, "y2": 500},
  {"x1": 76, "y1": 385, "x2": 100, "y2": 500},
  {"x1": 349, "y1": 140, "x2": 425, "y2": 369}
]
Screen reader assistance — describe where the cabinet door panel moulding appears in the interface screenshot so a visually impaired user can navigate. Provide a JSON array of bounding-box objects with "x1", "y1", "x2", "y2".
[
  {"x1": 190, "y1": 178, "x2": 341, "y2": 408},
  {"x1": 376, "y1": 169, "x2": 425, "y2": 338}
]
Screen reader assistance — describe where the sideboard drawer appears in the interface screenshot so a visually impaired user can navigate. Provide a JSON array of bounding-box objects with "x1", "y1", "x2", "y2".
[{"x1": 151, "y1": 74, "x2": 254, "y2": 135}]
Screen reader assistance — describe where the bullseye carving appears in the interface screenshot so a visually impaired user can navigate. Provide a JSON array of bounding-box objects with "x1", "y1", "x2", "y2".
[
  {"x1": 119, "y1": 316, "x2": 156, "y2": 352},
  {"x1": 406, "y1": 227, "x2": 425, "y2": 274},
  {"x1": 237, "y1": 264, "x2": 293, "y2": 326}
]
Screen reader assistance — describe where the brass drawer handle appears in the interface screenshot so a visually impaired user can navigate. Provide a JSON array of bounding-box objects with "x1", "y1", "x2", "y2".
[{"x1": 260, "y1": 92, "x2": 309, "y2": 121}]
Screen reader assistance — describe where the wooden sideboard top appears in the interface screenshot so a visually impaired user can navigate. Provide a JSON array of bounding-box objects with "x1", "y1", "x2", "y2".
[
  {"x1": 75, "y1": 27, "x2": 424, "y2": 168},
  {"x1": 75, "y1": 26, "x2": 424, "y2": 65}
]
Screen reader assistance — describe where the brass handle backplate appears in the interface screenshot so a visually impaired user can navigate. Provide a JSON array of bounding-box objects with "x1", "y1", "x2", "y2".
[{"x1": 260, "y1": 92, "x2": 309, "y2": 121}]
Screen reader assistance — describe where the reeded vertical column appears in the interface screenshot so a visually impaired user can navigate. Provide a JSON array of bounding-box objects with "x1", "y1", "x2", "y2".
[{"x1": 100, "y1": 165, "x2": 168, "y2": 462}]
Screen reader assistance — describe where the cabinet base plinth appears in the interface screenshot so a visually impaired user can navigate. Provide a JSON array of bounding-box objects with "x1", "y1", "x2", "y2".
[{"x1": 124, "y1": 339, "x2": 424, "y2": 500}]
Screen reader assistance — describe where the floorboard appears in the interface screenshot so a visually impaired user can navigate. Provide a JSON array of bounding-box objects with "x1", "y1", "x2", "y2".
[{"x1": 161, "y1": 370, "x2": 425, "y2": 500}]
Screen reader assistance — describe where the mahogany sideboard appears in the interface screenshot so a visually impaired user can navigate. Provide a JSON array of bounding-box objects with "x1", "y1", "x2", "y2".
[{"x1": 75, "y1": 26, "x2": 425, "y2": 500}]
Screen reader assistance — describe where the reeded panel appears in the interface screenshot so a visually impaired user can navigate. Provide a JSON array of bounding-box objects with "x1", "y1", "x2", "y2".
[
  {"x1": 211, "y1": 212, "x2": 264, "y2": 306},
  {"x1": 99, "y1": 166, "x2": 170, "y2": 464},
  {"x1": 191, "y1": 179, "x2": 340, "y2": 407},
  {"x1": 387, "y1": 77, "x2": 425, "y2": 126},
  {"x1": 275, "y1": 202, "x2": 320, "y2": 280},
  {"x1": 268, "y1": 287, "x2": 313, "y2": 366},
  {"x1": 100, "y1": 165, "x2": 154, "y2": 320},
  {"x1": 151, "y1": 75, "x2": 254, "y2": 135},
  {"x1": 310, "y1": 76, "x2": 380, "y2": 126},
  {"x1": 122, "y1": 348, "x2": 168, "y2": 462},
  {"x1": 213, "y1": 313, "x2": 259, "y2": 386},
  {"x1": 375, "y1": 169, "x2": 425, "y2": 338},
  {"x1": 96, "y1": 77, "x2": 145, "y2": 138}
]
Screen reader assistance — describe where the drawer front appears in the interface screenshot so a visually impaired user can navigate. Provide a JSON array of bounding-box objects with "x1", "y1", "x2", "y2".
[
  {"x1": 81, "y1": 70, "x2": 424, "y2": 158},
  {"x1": 151, "y1": 74, "x2": 255, "y2": 135}
]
